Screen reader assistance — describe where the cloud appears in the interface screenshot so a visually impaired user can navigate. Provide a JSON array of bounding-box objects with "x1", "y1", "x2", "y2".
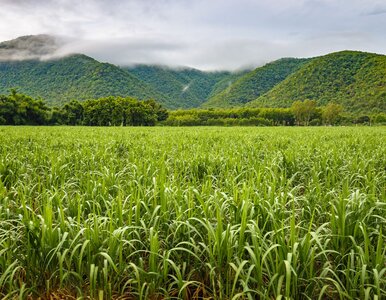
[
  {"x1": 0, "y1": 34, "x2": 63, "y2": 61},
  {"x1": 0, "y1": 0, "x2": 385, "y2": 70},
  {"x1": 363, "y1": 4, "x2": 386, "y2": 16}
]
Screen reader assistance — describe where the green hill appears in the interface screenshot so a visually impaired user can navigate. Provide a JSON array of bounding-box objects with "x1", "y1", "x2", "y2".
[
  {"x1": 206, "y1": 70, "x2": 250, "y2": 99},
  {"x1": 0, "y1": 54, "x2": 178, "y2": 108},
  {"x1": 0, "y1": 33, "x2": 240, "y2": 109},
  {"x1": 202, "y1": 58, "x2": 310, "y2": 108},
  {"x1": 248, "y1": 51, "x2": 386, "y2": 113},
  {"x1": 125, "y1": 65, "x2": 233, "y2": 108},
  {"x1": 1, "y1": 36, "x2": 385, "y2": 112}
]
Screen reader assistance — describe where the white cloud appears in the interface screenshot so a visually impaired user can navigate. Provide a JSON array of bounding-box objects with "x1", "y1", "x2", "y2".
[{"x1": 0, "y1": 0, "x2": 385, "y2": 70}]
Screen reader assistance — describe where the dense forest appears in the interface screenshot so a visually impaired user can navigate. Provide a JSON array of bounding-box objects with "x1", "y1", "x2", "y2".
[
  {"x1": 1, "y1": 35, "x2": 385, "y2": 114},
  {"x1": 0, "y1": 54, "x2": 246, "y2": 110},
  {"x1": 1, "y1": 91, "x2": 384, "y2": 126},
  {"x1": 126, "y1": 65, "x2": 242, "y2": 108},
  {"x1": 202, "y1": 58, "x2": 310, "y2": 108},
  {"x1": 0, "y1": 54, "x2": 174, "y2": 108},
  {"x1": 249, "y1": 51, "x2": 386, "y2": 113}
]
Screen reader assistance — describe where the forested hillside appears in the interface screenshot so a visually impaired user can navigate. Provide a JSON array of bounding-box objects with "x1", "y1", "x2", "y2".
[
  {"x1": 1, "y1": 36, "x2": 385, "y2": 113},
  {"x1": 126, "y1": 65, "x2": 236, "y2": 108},
  {"x1": 0, "y1": 54, "x2": 176, "y2": 107},
  {"x1": 248, "y1": 51, "x2": 386, "y2": 113},
  {"x1": 202, "y1": 58, "x2": 310, "y2": 108},
  {"x1": 206, "y1": 70, "x2": 250, "y2": 99}
]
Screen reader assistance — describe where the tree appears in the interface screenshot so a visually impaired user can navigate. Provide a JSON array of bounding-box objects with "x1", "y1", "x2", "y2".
[
  {"x1": 372, "y1": 113, "x2": 386, "y2": 124},
  {"x1": 144, "y1": 99, "x2": 168, "y2": 122},
  {"x1": 0, "y1": 90, "x2": 50, "y2": 125},
  {"x1": 82, "y1": 96, "x2": 166, "y2": 126},
  {"x1": 291, "y1": 101, "x2": 303, "y2": 126},
  {"x1": 0, "y1": 95, "x2": 17, "y2": 125},
  {"x1": 355, "y1": 115, "x2": 370, "y2": 125},
  {"x1": 291, "y1": 99, "x2": 317, "y2": 126},
  {"x1": 322, "y1": 102, "x2": 343, "y2": 125},
  {"x1": 61, "y1": 100, "x2": 84, "y2": 125},
  {"x1": 302, "y1": 99, "x2": 317, "y2": 126}
]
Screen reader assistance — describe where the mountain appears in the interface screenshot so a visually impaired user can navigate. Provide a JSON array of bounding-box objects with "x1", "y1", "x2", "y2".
[
  {"x1": 0, "y1": 35, "x2": 242, "y2": 109},
  {"x1": 125, "y1": 65, "x2": 235, "y2": 108},
  {"x1": 1, "y1": 35, "x2": 385, "y2": 112},
  {"x1": 0, "y1": 34, "x2": 60, "y2": 61},
  {"x1": 201, "y1": 58, "x2": 310, "y2": 108},
  {"x1": 206, "y1": 70, "x2": 250, "y2": 99},
  {"x1": 0, "y1": 54, "x2": 177, "y2": 107},
  {"x1": 248, "y1": 51, "x2": 386, "y2": 113}
]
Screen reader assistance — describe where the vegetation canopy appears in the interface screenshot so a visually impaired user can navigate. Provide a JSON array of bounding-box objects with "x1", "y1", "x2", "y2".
[
  {"x1": 0, "y1": 91, "x2": 168, "y2": 126},
  {"x1": 1, "y1": 91, "x2": 385, "y2": 127}
]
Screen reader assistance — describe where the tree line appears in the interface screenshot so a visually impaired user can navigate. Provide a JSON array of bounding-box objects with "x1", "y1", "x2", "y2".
[
  {"x1": 0, "y1": 90, "x2": 168, "y2": 126},
  {"x1": 0, "y1": 91, "x2": 384, "y2": 126},
  {"x1": 164, "y1": 100, "x2": 386, "y2": 126}
]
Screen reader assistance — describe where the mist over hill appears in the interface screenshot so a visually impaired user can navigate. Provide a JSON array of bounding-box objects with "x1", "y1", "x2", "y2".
[
  {"x1": 0, "y1": 34, "x2": 62, "y2": 61},
  {"x1": 0, "y1": 35, "x2": 385, "y2": 112}
]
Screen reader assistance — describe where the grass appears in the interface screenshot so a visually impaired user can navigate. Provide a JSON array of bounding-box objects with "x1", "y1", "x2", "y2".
[{"x1": 0, "y1": 126, "x2": 385, "y2": 299}]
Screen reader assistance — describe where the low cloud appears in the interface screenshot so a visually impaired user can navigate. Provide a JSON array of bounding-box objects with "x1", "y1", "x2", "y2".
[
  {"x1": 0, "y1": 34, "x2": 59, "y2": 61},
  {"x1": 0, "y1": 0, "x2": 385, "y2": 70}
]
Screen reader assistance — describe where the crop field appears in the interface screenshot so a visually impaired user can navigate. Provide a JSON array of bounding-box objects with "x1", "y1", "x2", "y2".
[{"x1": 0, "y1": 126, "x2": 385, "y2": 299}]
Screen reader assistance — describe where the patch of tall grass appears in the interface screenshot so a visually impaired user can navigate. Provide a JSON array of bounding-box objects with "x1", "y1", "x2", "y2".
[{"x1": 0, "y1": 126, "x2": 385, "y2": 299}]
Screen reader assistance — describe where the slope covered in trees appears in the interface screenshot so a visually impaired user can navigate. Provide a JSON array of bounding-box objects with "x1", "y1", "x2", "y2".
[
  {"x1": 125, "y1": 65, "x2": 236, "y2": 108},
  {"x1": 248, "y1": 51, "x2": 386, "y2": 113},
  {"x1": 0, "y1": 33, "x2": 242, "y2": 110},
  {"x1": 1, "y1": 36, "x2": 385, "y2": 113},
  {"x1": 0, "y1": 54, "x2": 177, "y2": 108},
  {"x1": 206, "y1": 70, "x2": 250, "y2": 99},
  {"x1": 202, "y1": 58, "x2": 310, "y2": 108}
]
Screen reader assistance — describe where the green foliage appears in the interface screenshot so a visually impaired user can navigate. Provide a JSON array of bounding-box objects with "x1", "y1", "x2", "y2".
[
  {"x1": 249, "y1": 51, "x2": 386, "y2": 113},
  {"x1": 0, "y1": 91, "x2": 382, "y2": 127},
  {"x1": 0, "y1": 127, "x2": 385, "y2": 298},
  {"x1": 0, "y1": 55, "x2": 174, "y2": 108},
  {"x1": 0, "y1": 92, "x2": 168, "y2": 126},
  {"x1": 372, "y1": 113, "x2": 386, "y2": 124},
  {"x1": 126, "y1": 65, "x2": 234, "y2": 108},
  {"x1": 205, "y1": 69, "x2": 249, "y2": 98},
  {"x1": 202, "y1": 58, "x2": 310, "y2": 108},
  {"x1": 0, "y1": 89, "x2": 49, "y2": 125},
  {"x1": 322, "y1": 102, "x2": 344, "y2": 125},
  {"x1": 1, "y1": 49, "x2": 385, "y2": 114},
  {"x1": 0, "y1": 55, "x2": 245, "y2": 110},
  {"x1": 82, "y1": 97, "x2": 167, "y2": 126},
  {"x1": 163, "y1": 107, "x2": 294, "y2": 126},
  {"x1": 51, "y1": 100, "x2": 84, "y2": 125},
  {"x1": 291, "y1": 99, "x2": 318, "y2": 126},
  {"x1": 55, "y1": 96, "x2": 168, "y2": 126}
]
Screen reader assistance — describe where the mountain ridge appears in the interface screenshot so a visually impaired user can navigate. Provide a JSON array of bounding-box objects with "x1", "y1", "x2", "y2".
[
  {"x1": 247, "y1": 50, "x2": 386, "y2": 113},
  {"x1": 125, "y1": 64, "x2": 239, "y2": 108},
  {"x1": 0, "y1": 53, "x2": 174, "y2": 107},
  {"x1": 0, "y1": 35, "x2": 385, "y2": 112},
  {"x1": 201, "y1": 58, "x2": 310, "y2": 108}
]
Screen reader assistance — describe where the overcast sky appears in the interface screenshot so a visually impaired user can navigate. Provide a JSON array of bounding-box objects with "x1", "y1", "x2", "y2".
[{"x1": 0, "y1": 0, "x2": 385, "y2": 70}]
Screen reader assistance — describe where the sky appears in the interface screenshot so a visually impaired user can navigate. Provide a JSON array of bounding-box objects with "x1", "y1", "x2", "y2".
[{"x1": 0, "y1": 0, "x2": 385, "y2": 70}]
